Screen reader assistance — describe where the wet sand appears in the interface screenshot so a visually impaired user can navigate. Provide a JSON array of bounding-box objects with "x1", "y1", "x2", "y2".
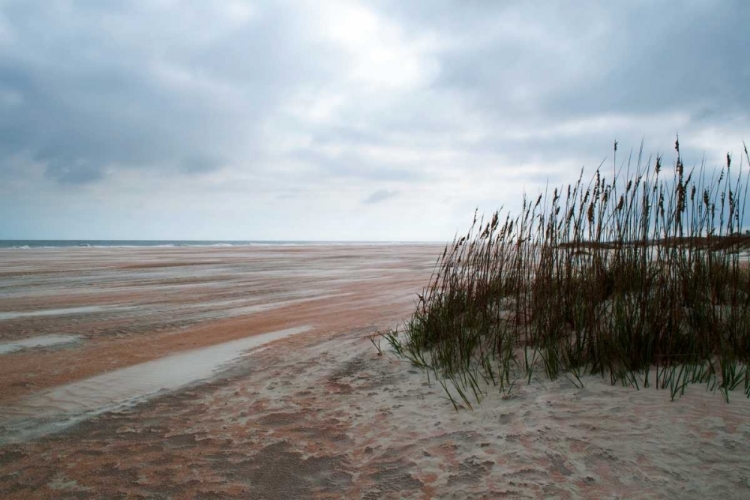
[
  {"x1": 2, "y1": 245, "x2": 750, "y2": 499},
  {"x1": 0, "y1": 245, "x2": 437, "y2": 406}
]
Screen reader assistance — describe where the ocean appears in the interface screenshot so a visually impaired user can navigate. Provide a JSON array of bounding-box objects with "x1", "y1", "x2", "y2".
[{"x1": 0, "y1": 240, "x2": 418, "y2": 249}]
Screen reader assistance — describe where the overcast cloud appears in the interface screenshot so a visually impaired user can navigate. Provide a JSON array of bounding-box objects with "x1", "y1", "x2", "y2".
[{"x1": 1, "y1": 0, "x2": 748, "y2": 240}]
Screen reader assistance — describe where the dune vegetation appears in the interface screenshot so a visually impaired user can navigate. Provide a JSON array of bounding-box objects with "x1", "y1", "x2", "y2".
[{"x1": 377, "y1": 139, "x2": 750, "y2": 408}]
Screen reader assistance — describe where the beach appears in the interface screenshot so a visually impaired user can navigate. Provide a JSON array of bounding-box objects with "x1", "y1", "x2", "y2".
[{"x1": 2, "y1": 244, "x2": 750, "y2": 499}]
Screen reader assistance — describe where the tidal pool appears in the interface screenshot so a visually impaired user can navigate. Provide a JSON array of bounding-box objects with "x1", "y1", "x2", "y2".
[
  {"x1": 0, "y1": 334, "x2": 82, "y2": 355},
  {"x1": 0, "y1": 326, "x2": 311, "y2": 443}
]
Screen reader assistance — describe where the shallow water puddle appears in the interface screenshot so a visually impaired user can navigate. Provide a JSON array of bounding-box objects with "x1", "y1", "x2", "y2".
[
  {"x1": 0, "y1": 326, "x2": 311, "y2": 443},
  {"x1": 0, "y1": 306, "x2": 128, "y2": 321},
  {"x1": 0, "y1": 334, "x2": 82, "y2": 355}
]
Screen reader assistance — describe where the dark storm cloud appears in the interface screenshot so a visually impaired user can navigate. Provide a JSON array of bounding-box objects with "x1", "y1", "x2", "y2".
[
  {"x1": 0, "y1": 0, "x2": 748, "y2": 240},
  {"x1": 536, "y1": 3, "x2": 750, "y2": 120},
  {"x1": 0, "y1": 0, "x2": 341, "y2": 184},
  {"x1": 367, "y1": 0, "x2": 750, "y2": 164},
  {"x1": 2, "y1": 1, "x2": 747, "y2": 186}
]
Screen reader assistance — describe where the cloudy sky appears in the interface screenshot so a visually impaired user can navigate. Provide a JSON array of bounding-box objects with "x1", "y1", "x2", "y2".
[{"x1": 1, "y1": 0, "x2": 748, "y2": 241}]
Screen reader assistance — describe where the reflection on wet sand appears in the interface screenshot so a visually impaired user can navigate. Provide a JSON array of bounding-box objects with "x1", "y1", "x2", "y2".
[
  {"x1": 0, "y1": 244, "x2": 439, "y2": 438},
  {"x1": 0, "y1": 335, "x2": 82, "y2": 355},
  {"x1": 0, "y1": 326, "x2": 311, "y2": 443}
]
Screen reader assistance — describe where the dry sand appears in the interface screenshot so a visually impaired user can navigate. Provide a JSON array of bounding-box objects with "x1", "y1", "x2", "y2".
[{"x1": 1, "y1": 245, "x2": 750, "y2": 499}]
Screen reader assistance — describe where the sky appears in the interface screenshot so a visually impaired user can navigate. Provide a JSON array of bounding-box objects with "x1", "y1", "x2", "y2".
[{"x1": 1, "y1": 0, "x2": 749, "y2": 241}]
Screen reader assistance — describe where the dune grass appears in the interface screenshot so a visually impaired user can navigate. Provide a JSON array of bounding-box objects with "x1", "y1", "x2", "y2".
[{"x1": 378, "y1": 139, "x2": 750, "y2": 408}]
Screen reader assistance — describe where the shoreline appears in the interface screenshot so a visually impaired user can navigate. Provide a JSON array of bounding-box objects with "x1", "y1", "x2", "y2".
[{"x1": 0, "y1": 244, "x2": 439, "y2": 406}]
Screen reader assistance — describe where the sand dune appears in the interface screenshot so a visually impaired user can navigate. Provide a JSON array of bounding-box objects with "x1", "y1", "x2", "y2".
[{"x1": 1, "y1": 245, "x2": 750, "y2": 499}]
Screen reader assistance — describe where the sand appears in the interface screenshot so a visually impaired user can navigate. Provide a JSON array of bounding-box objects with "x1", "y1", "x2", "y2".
[
  {"x1": 0, "y1": 245, "x2": 436, "y2": 404},
  {"x1": 1, "y1": 245, "x2": 750, "y2": 499}
]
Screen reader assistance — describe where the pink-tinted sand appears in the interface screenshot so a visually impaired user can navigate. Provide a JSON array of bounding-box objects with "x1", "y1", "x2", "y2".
[{"x1": 1, "y1": 245, "x2": 750, "y2": 499}]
